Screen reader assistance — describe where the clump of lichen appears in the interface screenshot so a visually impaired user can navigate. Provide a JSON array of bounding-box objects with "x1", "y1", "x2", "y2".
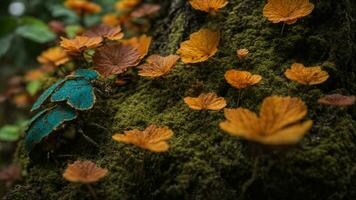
[{"x1": 5, "y1": 0, "x2": 356, "y2": 199}]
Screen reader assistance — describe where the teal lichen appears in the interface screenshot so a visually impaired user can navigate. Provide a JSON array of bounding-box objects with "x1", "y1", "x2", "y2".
[{"x1": 4, "y1": 0, "x2": 356, "y2": 199}]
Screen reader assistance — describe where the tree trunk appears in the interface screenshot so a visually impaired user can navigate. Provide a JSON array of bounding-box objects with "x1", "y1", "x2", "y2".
[{"x1": 5, "y1": 0, "x2": 356, "y2": 199}]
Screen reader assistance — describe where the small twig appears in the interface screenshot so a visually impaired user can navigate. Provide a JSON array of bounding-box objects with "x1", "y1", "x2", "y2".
[
  {"x1": 86, "y1": 184, "x2": 97, "y2": 199},
  {"x1": 88, "y1": 123, "x2": 111, "y2": 134},
  {"x1": 281, "y1": 22, "x2": 286, "y2": 36},
  {"x1": 241, "y1": 156, "x2": 260, "y2": 196},
  {"x1": 78, "y1": 128, "x2": 99, "y2": 147}
]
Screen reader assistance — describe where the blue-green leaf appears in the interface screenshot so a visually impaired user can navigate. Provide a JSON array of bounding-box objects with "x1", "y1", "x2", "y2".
[
  {"x1": 31, "y1": 79, "x2": 65, "y2": 112},
  {"x1": 24, "y1": 105, "x2": 77, "y2": 153},
  {"x1": 51, "y1": 79, "x2": 95, "y2": 111}
]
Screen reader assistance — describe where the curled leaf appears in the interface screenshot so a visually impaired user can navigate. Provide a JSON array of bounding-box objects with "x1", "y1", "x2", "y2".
[
  {"x1": 318, "y1": 94, "x2": 355, "y2": 106},
  {"x1": 177, "y1": 28, "x2": 220, "y2": 64},
  {"x1": 93, "y1": 43, "x2": 141, "y2": 77},
  {"x1": 284, "y1": 63, "x2": 329, "y2": 85},
  {"x1": 37, "y1": 47, "x2": 70, "y2": 67},
  {"x1": 225, "y1": 69, "x2": 262, "y2": 89},
  {"x1": 122, "y1": 35, "x2": 152, "y2": 59},
  {"x1": 60, "y1": 36, "x2": 102, "y2": 56},
  {"x1": 63, "y1": 160, "x2": 108, "y2": 183},
  {"x1": 184, "y1": 92, "x2": 227, "y2": 110},
  {"x1": 112, "y1": 125, "x2": 173, "y2": 152},
  {"x1": 83, "y1": 24, "x2": 124, "y2": 40},
  {"x1": 138, "y1": 55, "x2": 180, "y2": 78},
  {"x1": 64, "y1": 0, "x2": 102, "y2": 15},
  {"x1": 189, "y1": 0, "x2": 228, "y2": 14},
  {"x1": 263, "y1": 0, "x2": 314, "y2": 24},
  {"x1": 220, "y1": 96, "x2": 313, "y2": 145}
]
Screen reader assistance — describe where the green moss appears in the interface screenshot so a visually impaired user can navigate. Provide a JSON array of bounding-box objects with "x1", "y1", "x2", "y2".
[{"x1": 5, "y1": 0, "x2": 356, "y2": 199}]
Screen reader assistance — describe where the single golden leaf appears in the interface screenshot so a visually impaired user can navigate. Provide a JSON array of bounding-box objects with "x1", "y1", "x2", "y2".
[
  {"x1": 237, "y1": 48, "x2": 249, "y2": 59},
  {"x1": 177, "y1": 28, "x2": 220, "y2": 64},
  {"x1": 122, "y1": 35, "x2": 152, "y2": 59},
  {"x1": 64, "y1": 0, "x2": 102, "y2": 15},
  {"x1": 225, "y1": 69, "x2": 262, "y2": 89},
  {"x1": 220, "y1": 96, "x2": 313, "y2": 145},
  {"x1": 184, "y1": 92, "x2": 227, "y2": 110},
  {"x1": 263, "y1": 0, "x2": 314, "y2": 25},
  {"x1": 112, "y1": 125, "x2": 173, "y2": 152},
  {"x1": 102, "y1": 13, "x2": 120, "y2": 26},
  {"x1": 131, "y1": 4, "x2": 161, "y2": 18},
  {"x1": 37, "y1": 47, "x2": 70, "y2": 66},
  {"x1": 138, "y1": 55, "x2": 180, "y2": 78},
  {"x1": 84, "y1": 24, "x2": 124, "y2": 40},
  {"x1": 63, "y1": 160, "x2": 108, "y2": 184},
  {"x1": 93, "y1": 43, "x2": 141, "y2": 77},
  {"x1": 318, "y1": 94, "x2": 355, "y2": 106},
  {"x1": 284, "y1": 63, "x2": 329, "y2": 85},
  {"x1": 115, "y1": 0, "x2": 141, "y2": 10},
  {"x1": 60, "y1": 36, "x2": 102, "y2": 56},
  {"x1": 189, "y1": 0, "x2": 228, "y2": 14}
]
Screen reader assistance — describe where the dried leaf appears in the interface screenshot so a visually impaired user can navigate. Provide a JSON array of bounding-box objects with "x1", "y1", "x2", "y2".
[
  {"x1": 138, "y1": 55, "x2": 180, "y2": 78},
  {"x1": 60, "y1": 36, "x2": 102, "y2": 56},
  {"x1": 131, "y1": 4, "x2": 161, "y2": 18},
  {"x1": 184, "y1": 92, "x2": 227, "y2": 110},
  {"x1": 237, "y1": 48, "x2": 249, "y2": 59},
  {"x1": 63, "y1": 160, "x2": 108, "y2": 183},
  {"x1": 189, "y1": 0, "x2": 228, "y2": 14},
  {"x1": 112, "y1": 125, "x2": 173, "y2": 152},
  {"x1": 37, "y1": 47, "x2": 70, "y2": 66},
  {"x1": 263, "y1": 0, "x2": 314, "y2": 24},
  {"x1": 115, "y1": 0, "x2": 141, "y2": 10},
  {"x1": 65, "y1": 0, "x2": 102, "y2": 15},
  {"x1": 318, "y1": 94, "x2": 355, "y2": 106},
  {"x1": 225, "y1": 69, "x2": 262, "y2": 89},
  {"x1": 93, "y1": 43, "x2": 141, "y2": 77},
  {"x1": 177, "y1": 28, "x2": 220, "y2": 64},
  {"x1": 284, "y1": 63, "x2": 329, "y2": 85},
  {"x1": 220, "y1": 96, "x2": 313, "y2": 145},
  {"x1": 122, "y1": 35, "x2": 152, "y2": 59},
  {"x1": 83, "y1": 24, "x2": 124, "y2": 40}
]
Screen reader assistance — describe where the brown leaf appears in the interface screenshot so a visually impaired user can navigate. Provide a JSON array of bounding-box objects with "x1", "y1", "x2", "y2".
[
  {"x1": 138, "y1": 55, "x2": 180, "y2": 78},
  {"x1": 184, "y1": 92, "x2": 227, "y2": 110},
  {"x1": 284, "y1": 63, "x2": 329, "y2": 85},
  {"x1": 0, "y1": 165, "x2": 22, "y2": 187},
  {"x1": 318, "y1": 94, "x2": 355, "y2": 106},
  {"x1": 93, "y1": 43, "x2": 141, "y2": 77},
  {"x1": 131, "y1": 4, "x2": 161, "y2": 18},
  {"x1": 83, "y1": 24, "x2": 124, "y2": 40}
]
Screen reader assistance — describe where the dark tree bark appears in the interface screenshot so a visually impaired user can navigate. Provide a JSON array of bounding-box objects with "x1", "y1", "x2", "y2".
[{"x1": 5, "y1": 0, "x2": 356, "y2": 199}]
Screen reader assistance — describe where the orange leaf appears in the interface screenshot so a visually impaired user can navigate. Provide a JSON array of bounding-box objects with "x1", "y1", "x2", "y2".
[
  {"x1": 184, "y1": 92, "x2": 227, "y2": 110},
  {"x1": 284, "y1": 63, "x2": 329, "y2": 85},
  {"x1": 189, "y1": 0, "x2": 228, "y2": 14},
  {"x1": 115, "y1": 0, "x2": 141, "y2": 10},
  {"x1": 60, "y1": 36, "x2": 102, "y2": 56},
  {"x1": 64, "y1": 0, "x2": 101, "y2": 15},
  {"x1": 236, "y1": 48, "x2": 249, "y2": 59},
  {"x1": 225, "y1": 69, "x2": 262, "y2": 89},
  {"x1": 122, "y1": 35, "x2": 152, "y2": 59},
  {"x1": 220, "y1": 96, "x2": 313, "y2": 145},
  {"x1": 37, "y1": 47, "x2": 70, "y2": 67},
  {"x1": 112, "y1": 125, "x2": 173, "y2": 152},
  {"x1": 177, "y1": 28, "x2": 220, "y2": 64},
  {"x1": 93, "y1": 43, "x2": 141, "y2": 77},
  {"x1": 138, "y1": 55, "x2": 180, "y2": 78},
  {"x1": 63, "y1": 160, "x2": 108, "y2": 183},
  {"x1": 263, "y1": 0, "x2": 314, "y2": 25}
]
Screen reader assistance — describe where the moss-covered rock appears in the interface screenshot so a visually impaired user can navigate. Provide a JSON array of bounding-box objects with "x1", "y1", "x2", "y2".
[{"x1": 5, "y1": 0, "x2": 356, "y2": 199}]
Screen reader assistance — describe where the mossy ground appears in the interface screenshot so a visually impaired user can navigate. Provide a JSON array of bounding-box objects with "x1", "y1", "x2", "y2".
[{"x1": 4, "y1": 0, "x2": 356, "y2": 199}]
